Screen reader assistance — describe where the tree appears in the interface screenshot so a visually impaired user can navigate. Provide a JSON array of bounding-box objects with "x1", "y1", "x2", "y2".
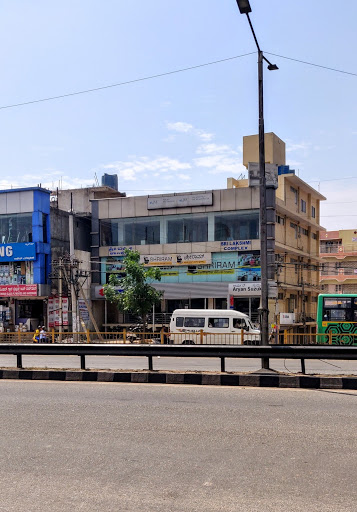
[{"x1": 104, "y1": 249, "x2": 162, "y2": 333}]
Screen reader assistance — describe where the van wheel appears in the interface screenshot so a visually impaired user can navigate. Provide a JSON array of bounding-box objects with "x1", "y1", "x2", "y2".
[{"x1": 182, "y1": 340, "x2": 195, "y2": 345}]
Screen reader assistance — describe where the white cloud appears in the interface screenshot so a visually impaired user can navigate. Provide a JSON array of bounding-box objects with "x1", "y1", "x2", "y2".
[
  {"x1": 167, "y1": 122, "x2": 193, "y2": 133},
  {"x1": 194, "y1": 154, "x2": 246, "y2": 175},
  {"x1": 101, "y1": 156, "x2": 192, "y2": 181},
  {"x1": 178, "y1": 174, "x2": 191, "y2": 180},
  {"x1": 286, "y1": 141, "x2": 311, "y2": 153},
  {"x1": 196, "y1": 143, "x2": 235, "y2": 155},
  {"x1": 167, "y1": 121, "x2": 214, "y2": 141}
]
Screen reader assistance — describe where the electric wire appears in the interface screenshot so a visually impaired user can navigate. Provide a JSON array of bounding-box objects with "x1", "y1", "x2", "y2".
[{"x1": 0, "y1": 52, "x2": 255, "y2": 111}]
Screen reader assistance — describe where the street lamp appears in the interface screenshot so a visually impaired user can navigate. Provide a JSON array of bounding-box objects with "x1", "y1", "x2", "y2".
[{"x1": 235, "y1": 1, "x2": 278, "y2": 365}]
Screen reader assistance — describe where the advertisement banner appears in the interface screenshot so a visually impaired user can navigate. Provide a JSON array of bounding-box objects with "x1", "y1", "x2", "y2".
[
  {"x1": 140, "y1": 253, "x2": 211, "y2": 266},
  {"x1": 0, "y1": 284, "x2": 37, "y2": 297},
  {"x1": 48, "y1": 297, "x2": 68, "y2": 327},
  {"x1": 0, "y1": 243, "x2": 36, "y2": 262}
]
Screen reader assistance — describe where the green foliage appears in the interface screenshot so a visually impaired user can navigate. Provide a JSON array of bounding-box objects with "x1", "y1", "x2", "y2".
[{"x1": 104, "y1": 249, "x2": 162, "y2": 324}]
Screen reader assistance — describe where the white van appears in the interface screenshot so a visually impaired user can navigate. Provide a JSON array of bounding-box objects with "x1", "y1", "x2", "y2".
[{"x1": 169, "y1": 309, "x2": 260, "y2": 345}]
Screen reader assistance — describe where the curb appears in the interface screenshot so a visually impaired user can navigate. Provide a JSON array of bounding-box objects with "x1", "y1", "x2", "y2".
[{"x1": 0, "y1": 369, "x2": 357, "y2": 389}]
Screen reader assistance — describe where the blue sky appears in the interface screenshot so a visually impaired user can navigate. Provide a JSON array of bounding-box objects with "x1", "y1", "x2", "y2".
[{"x1": 0, "y1": 0, "x2": 356, "y2": 230}]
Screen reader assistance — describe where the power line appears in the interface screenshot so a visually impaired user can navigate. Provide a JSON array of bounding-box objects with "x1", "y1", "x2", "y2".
[
  {"x1": 0, "y1": 52, "x2": 255, "y2": 111},
  {"x1": 265, "y1": 52, "x2": 357, "y2": 77},
  {"x1": 1, "y1": 50, "x2": 357, "y2": 112}
]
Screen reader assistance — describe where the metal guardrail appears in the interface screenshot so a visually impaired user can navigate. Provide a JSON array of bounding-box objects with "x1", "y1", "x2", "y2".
[
  {"x1": 1, "y1": 343, "x2": 357, "y2": 374},
  {"x1": 3, "y1": 331, "x2": 357, "y2": 346}
]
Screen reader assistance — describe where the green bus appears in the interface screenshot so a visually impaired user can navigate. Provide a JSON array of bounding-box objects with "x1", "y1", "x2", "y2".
[{"x1": 317, "y1": 294, "x2": 357, "y2": 345}]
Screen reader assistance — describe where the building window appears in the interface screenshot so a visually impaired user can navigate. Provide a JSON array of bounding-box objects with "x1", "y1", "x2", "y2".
[
  {"x1": 290, "y1": 222, "x2": 298, "y2": 239},
  {"x1": 312, "y1": 232, "x2": 317, "y2": 240},
  {"x1": 276, "y1": 215, "x2": 285, "y2": 225},
  {"x1": 301, "y1": 199, "x2": 306, "y2": 213},
  {"x1": 0, "y1": 213, "x2": 33, "y2": 243},
  {"x1": 100, "y1": 217, "x2": 161, "y2": 246},
  {"x1": 301, "y1": 227, "x2": 308, "y2": 236},
  {"x1": 290, "y1": 186, "x2": 298, "y2": 204},
  {"x1": 167, "y1": 216, "x2": 208, "y2": 243},
  {"x1": 42, "y1": 213, "x2": 47, "y2": 243},
  {"x1": 335, "y1": 284, "x2": 343, "y2": 293},
  {"x1": 311, "y1": 206, "x2": 316, "y2": 218},
  {"x1": 214, "y1": 211, "x2": 259, "y2": 241}
]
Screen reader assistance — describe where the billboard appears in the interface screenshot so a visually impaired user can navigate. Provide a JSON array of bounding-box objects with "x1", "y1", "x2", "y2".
[{"x1": 0, "y1": 243, "x2": 36, "y2": 262}]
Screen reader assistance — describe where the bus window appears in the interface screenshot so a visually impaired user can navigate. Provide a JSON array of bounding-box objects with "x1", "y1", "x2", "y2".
[
  {"x1": 323, "y1": 298, "x2": 351, "y2": 309},
  {"x1": 176, "y1": 317, "x2": 184, "y2": 327},
  {"x1": 329, "y1": 310, "x2": 347, "y2": 321},
  {"x1": 184, "y1": 317, "x2": 205, "y2": 328},
  {"x1": 208, "y1": 317, "x2": 229, "y2": 328}
]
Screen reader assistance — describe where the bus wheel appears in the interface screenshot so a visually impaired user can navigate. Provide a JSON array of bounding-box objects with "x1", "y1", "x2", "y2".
[{"x1": 182, "y1": 340, "x2": 195, "y2": 345}]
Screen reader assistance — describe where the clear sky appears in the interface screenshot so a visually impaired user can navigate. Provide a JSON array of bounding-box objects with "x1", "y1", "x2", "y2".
[{"x1": 0, "y1": 0, "x2": 356, "y2": 230}]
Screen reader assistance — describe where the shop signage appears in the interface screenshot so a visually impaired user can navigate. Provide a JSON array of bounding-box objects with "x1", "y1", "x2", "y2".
[
  {"x1": 221, "y1": 240, "x2": 252, "y2": 251},
  {"x1": 229, "y1": 282, "x2": 262, "y2": 296},
  {"x1": 140, "y1": 253, "x2": 211, "y2": 266},
  {"x1": 108, "y1": 246, "x2": 133, "y2": 256},
  {"x1": 0, "y1": 284, "x2": 37, "y2": 297},
  {"x1": 78, "y1": 299, "x2": 90, "y2": 325},
  {"x1": 280, "y1": 313, "x2": 295, "y2": 325},
  {"x1": 0, "y1": 243, "x2": 36, "y2": 262},
  {"x1": 93, "y1": 285, "x2": 124, "y2": 299},
  {"x1": 48, "y1": 297, "x2": 69, "y2": 327},
  {"x1": 147, "y1": 192, "x2": 212, "y2": 210}
]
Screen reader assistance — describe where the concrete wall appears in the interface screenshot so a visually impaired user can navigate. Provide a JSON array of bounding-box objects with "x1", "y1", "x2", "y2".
[{"x1": 243, "y1": 132, "x2": 286, "y2": 168}]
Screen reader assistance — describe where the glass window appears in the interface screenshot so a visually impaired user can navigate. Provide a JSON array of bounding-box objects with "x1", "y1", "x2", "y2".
[
  {"x1": 311, "y1": 206, "x2": 316, "y2": 218},
  {"x1": 214, "y1": 211, "x2": 259, "y2": 241},
  {"x1": 233, "y1": 318, "x2": 247, "y2": 329},
  {"x1": 208, "y1": 317, "x2": 229, "y2": 328},
  {"x1": 176, "y1": 317, "x2": 184, "y2": 327},
  {"x1": 42, "y1": 213, "x2": 47, "y2": 243},
  {"x1": 100, "y1": 218, "x2": 160, "y2": 246},
  {"x1": 301, "y1": 199, "x2": 306, "y2": 213},
  {"x1": 0, "y1": 213, "x2": 32, "y2": 243},
  {"x1": 183, "y1": 317, "x2": 205, "y2": 328},
  {"x1": 324, "y1": 298, "x2": 351, "y2": 309},
  {"x1": 167, "y1": 216, "x2": 208, "y2": 243}
]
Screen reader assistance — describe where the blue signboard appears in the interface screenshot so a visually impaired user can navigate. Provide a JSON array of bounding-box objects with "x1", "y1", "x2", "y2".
[{"x1": 0, "y1": 243, "x2": 36, "y2": 262}]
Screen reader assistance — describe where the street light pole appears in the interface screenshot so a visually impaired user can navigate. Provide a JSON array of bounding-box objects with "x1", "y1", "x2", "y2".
[{"x1": 236, "y1": 1, "x2": 278, "y2": 366}]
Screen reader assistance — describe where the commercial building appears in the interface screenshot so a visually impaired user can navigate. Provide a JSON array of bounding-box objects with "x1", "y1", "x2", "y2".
[
  {"x1": 91, "y1": 133, "x2": 325, "y2": 332},
  {"x1": 320, "y1": 230, "x2": 357, "y2": 294},
  {"x1": 0, "y1": 187, "x2": 51, "y2": 331}
]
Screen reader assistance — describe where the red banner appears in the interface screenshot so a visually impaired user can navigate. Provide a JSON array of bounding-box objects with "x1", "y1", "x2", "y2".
[{"x1": 0, "y1": 284, "x2": 38, "y2": 297}]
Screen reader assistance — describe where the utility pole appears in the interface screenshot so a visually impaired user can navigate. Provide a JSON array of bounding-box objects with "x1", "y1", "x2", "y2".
[
  {"x1": 236, "y1": 0, "x2": 279, "y2": 369},
  {"x1": 69, "y1": 193, "x2": 78, "y2": 334}
]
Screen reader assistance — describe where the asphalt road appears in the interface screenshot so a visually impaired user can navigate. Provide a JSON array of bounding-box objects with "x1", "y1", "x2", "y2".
[
  {"x1": 0, "y1": 354, "x2": 356, "y2": 375},
  {"x1": 0, "y1": 381, "x2": 356, "y2": 511}
]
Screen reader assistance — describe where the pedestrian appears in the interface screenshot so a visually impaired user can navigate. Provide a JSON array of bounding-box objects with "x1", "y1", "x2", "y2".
[
  {"x1": 32, "y1": 327, "x2": 40, "y2": 343},
  {"x1": 39, "y1": 326, "x2": 47, "y2": 343}
]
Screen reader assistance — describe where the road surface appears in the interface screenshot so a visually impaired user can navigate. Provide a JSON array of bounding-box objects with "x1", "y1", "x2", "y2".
[{"x1": 0, "y1": 381, "x2": 356, "y2": 511}]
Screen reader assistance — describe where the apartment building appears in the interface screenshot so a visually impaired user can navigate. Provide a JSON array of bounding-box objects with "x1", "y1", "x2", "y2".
[{"x1": 320, "y1": 230, "x2": 357, "y2": 294}]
